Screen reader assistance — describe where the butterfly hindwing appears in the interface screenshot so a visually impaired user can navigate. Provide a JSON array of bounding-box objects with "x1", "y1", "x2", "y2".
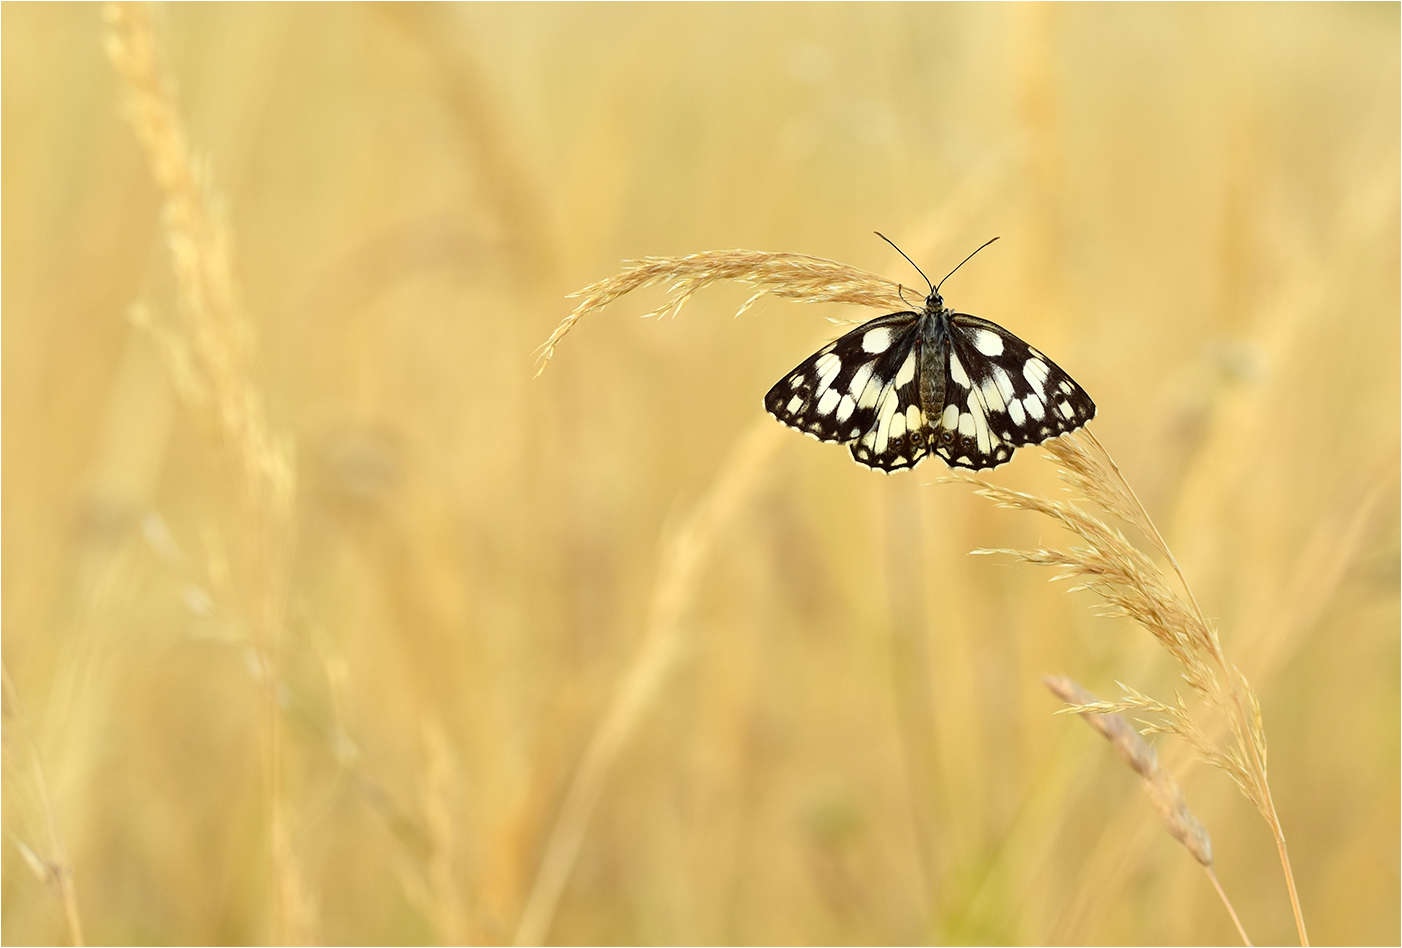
[
  {"x1": 929, "y1": 314, "x2": 1096, "y2": 470},
  {"x1": 845, "y1": 334, "x2": 932, "y2": 472},
  {"x1": 764, "y1": 311, "x2": 923, "y2": 465}
]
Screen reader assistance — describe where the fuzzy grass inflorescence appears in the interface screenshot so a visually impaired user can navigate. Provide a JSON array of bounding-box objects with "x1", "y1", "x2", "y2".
[
  {"x1": 1044, "y1": 674, "x2": 1251, "y2": 946},
  {"x1": 962, "y1": 430, "x2": 1307, "y2": 945},
  {"x1": 536, "y1": 249, "x2": 910, "y2": 376}
]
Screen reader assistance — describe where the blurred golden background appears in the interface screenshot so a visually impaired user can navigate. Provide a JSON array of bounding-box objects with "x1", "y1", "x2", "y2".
[{"x1": 3, "y1": 3, "x2": 1397, "y2": 945}]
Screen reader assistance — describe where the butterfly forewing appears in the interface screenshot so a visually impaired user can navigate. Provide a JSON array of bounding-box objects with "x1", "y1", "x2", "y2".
[
  {"x1": 764, "y1": 311, "x2": 927, "y2": 471},
  {"x1": 937, "y1": 314, "x2": 1095, "y2": 468}
]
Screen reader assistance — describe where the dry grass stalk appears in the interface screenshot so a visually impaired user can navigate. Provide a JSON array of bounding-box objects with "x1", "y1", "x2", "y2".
[
  {"x1": 536, "y1": 249, "x2": 910, "y2": 375},
  {"x1": 2, "y1": 666, "x2": 85, "y2": 947},
  {"x1": 1045, "y1": 675, "x2": 1251, "y2": 946},
  {"x1": 422, "y1": 718, "x2": 468, "y2": 945},
  {"x1": 104, "y1": 3, "x2": 306, "y2": 941},
  {"x1": 513, "y1": 420, "x2": 785, "y2": 947},
  {"x1": 104, "y1": 3, "x2": 293, "y2": 517},
  {"x1": 961, "y1": 429, "x2": 1308, "y2": 946},
  {"x1": 1047, "y1": 466, "x2": 1391, "y2": 944}
]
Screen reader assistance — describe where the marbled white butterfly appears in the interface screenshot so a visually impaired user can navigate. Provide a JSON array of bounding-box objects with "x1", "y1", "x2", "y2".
[{"x1": 765, "y1": 236, "x2": 1095, "y2": 472}]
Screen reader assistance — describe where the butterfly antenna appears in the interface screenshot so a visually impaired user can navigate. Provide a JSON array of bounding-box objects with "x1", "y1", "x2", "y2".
[
  {"x1": 874, "y1": 232, "x2": 934, "y2": 294},
  {"x1": 936, "y1": 236, "x2": 1000, "y2": 292}
]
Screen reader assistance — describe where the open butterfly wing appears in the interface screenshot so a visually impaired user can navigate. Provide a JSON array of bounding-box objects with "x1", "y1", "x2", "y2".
[
  {"x1": 764, "y1": 311, "x2": 924, "y2": 471},
  {"x1": 935, "y1": 314, "x2": 1096, "y2": 470}
]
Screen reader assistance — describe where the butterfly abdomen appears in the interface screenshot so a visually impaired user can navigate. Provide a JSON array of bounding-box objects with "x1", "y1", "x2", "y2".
[{"x1": 915, "y1": 309, "x2": 949, "y2": 430}]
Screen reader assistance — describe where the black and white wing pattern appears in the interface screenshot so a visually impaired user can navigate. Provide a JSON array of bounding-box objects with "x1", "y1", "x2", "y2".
[
  {"x1": 930, "y1": 313, "x2": 1096, "y2": 470},
  {"x1": 764, "y1": 304, "x2": 1095, "y2": 473},
  {"x1": 764, "y1": 311, "x2": 932, "y2": 472}
]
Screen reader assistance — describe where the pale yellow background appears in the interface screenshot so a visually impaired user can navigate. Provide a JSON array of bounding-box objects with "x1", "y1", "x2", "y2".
[{"x1": 4, "y1": 3, "x2": 1398, "y2": 945}]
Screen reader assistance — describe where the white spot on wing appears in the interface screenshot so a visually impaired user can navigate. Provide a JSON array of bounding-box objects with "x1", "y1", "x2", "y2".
[
  {"x1": 836, "y1": 394, "x2": 855, "y2": 422},
  {"x1": 815, "y1": 352, "x2": 843, "y2": 392},
  {"x1": 905, "y1": 404, "x2": 922, "y2": 433},
  {"x1": 874, "y1": 391, "x2": 900, "y2": 454},
  {"x1": 992, "y1": 365, "x2": 1016, "y2": 402},
  {"x1": 862, "y1": 327, "x2": 893, "y2": 353},
  {"x1": 967, "y1": 392, "x2": 991, "y2": 456},
  {"x1": 949, "y1": 351, "x2": 970, "y2": 388},
  {"x1": 981, "y1": 379, "x2": 1005, "y2": 413},
  {"x1": 789, "y1": 374, "x2": 805, "y2": 389},
  {"x1": 973, "y1": 328, "x2": 1004, "y2": 356},
  {"x1": 894, "y1": 352, "x2": 916, "y2": 388},
  {"x1": 848, "y1": 362, "x2": 874, "y2": 398},
  {"x1": 1007, "y1": 398, "x2": 1026, "y2": 426},
  {"x1": 958, "y1": 413, "x2": 974, "y2": 437},
  {"x1": 1024, "y1": 394, "x2": 1045, "y2": 419},
  {"x1": 817, "y1": 388, "x2": 841, "y2": 415},
  {"x1": 1023, "y1": 358, "x2": 1050, "y2": 393},
  {"x1": 942, "y1": 404, "x2": 959, "y2": 429},
  {"x1": 786, "y1": 395, "x2": 803, "y2": 414},
  {"x1": 1058, "y1": 400, "x2": 1075, "y2": 419},
  {"x1": 858, "y1": 375, "x2": 882, "y2": 409}
]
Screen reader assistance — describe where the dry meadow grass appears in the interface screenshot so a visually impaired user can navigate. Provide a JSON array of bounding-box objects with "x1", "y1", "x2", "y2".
[{"x1": 3, "y1": 3, "x2": 1398, "y2": 945}]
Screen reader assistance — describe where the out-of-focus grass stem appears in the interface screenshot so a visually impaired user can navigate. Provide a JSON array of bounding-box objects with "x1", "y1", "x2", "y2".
[
  {"x1": 513, "y1": 421, "x2": 783, "y2": 946},
  {"x1": 103, "y1": 3, "x2": 304, "y2": 941},
  {"x1": 2, "y1": 666, "x2": 85, "y2": 947}
]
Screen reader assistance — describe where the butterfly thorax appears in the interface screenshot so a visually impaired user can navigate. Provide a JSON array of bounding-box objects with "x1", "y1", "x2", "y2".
[{"x1": 915, "y1": 293, "x2": 952, "y2": 433}]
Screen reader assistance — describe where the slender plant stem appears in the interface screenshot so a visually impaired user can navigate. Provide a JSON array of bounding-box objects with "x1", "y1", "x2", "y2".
[
  {"x1": 2, "y1": 666, "x2": 85, "y2": 947},
  {"x1": 1206, "y1": 866, "x2": 1253, "y2": 947},
  {"x1": 1273, "y1": 831, "x2": 1308, "y2": 947}
]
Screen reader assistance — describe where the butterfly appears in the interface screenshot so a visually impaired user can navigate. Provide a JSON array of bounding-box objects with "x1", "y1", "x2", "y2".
[{"x1": 764, "y1": 236, "x2": 1096, "y2": 472}]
